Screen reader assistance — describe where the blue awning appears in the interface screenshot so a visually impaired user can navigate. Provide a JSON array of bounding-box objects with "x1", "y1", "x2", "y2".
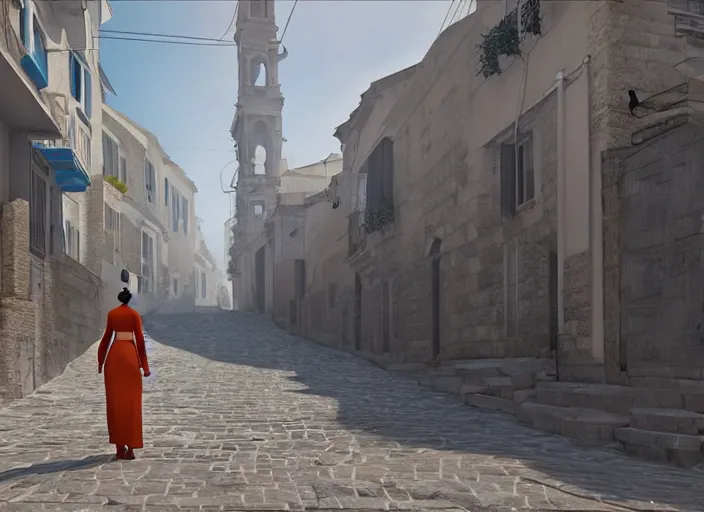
[{"x1": 32, "y1": 143, "x2": 91, "y2": 193}]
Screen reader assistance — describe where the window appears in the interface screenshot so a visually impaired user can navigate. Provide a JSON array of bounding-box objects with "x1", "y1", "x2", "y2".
[
  {"x1": 173, "y1": 277, "x2": 179, "y2": 296},
  {"x1": 63, "y1": 196, "x2": 80, "y2": 261},
  {"x1": 144, "y1": 159, "x2": 156, "y2": 203},
  {"x1": 171, "y1": 187, "x2": 180, "y2": 232},
  {"x1": 250, "y1": 0, "x2": 266, "y2": 18},
  {"x1": 76, "y1": 128, "x2": 91, "y2": 169},
  {"x1": 141, "y1": 231, "x2": 155, "y2": 293},
  {"x1": 500, "y1": 134, "x2": 535, "y2": 217},
  {"x1": 29, "y1": 164, "x2": 48, "y2": 257},
  {"x1": 505, "y1": 240, "x2": 518, "y2": 337},
  {"x1": 102, "y1": 132, "x2": 119, "y2": 177},
  {"x1": 19, "y1": 2, "x2": 49, "y2": 90},
  {"x1": 69, "y1": 52, "x2": 92, "y2": 117},
  {"x1": 182, "y1": 196, "x2": 189, "y2": 234},
  {"x1": 119, "y1": 156, "x2": 127, "y2": 183},
  {"x1": 164, "y1": 178, "x2": 169, "y2": 206},
  {"x1": 104, "y1": 203, "x2": 120, "y2": 262},
  {"x1": 64, "y1": 219, "x2": 80, "y2": 261},
  {"x1": 364, "y1": 137, "x2": 394, "y2": 214},
  {"x1": 253, "y1": 202, "x2": 264, "y2": 217},
  {"x1": 201, "y1": 270, "x2": 206, "y2": 298}
]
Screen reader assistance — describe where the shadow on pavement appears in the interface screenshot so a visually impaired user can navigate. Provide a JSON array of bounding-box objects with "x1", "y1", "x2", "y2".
[
  {"x1": 144, "y1": 310, "x2": 704, "y2": 511},
  {"x1": 0, "y1": 454, "x2": 113, "y2": 484}
]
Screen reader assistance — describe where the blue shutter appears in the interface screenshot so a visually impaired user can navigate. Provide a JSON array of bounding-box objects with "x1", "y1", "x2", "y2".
[
  {"x1": 69, "y1": 54, "x2": 78, "y2": 99},
  {"x1": 84, "y1": 70, "x2": 92, "y2": 117},
  {"x1": 20, "y1": 5, "x2": 30, "y2": 48}
]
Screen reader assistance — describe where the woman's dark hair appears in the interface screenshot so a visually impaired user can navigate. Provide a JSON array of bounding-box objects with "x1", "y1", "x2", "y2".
[{"x1": 117, "y1": 287, "x2": 132, "y2": 305}]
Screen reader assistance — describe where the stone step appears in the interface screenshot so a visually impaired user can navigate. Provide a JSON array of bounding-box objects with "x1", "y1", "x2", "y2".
[
  {"x1": 535, "y1": 381, "x2": 683, "y2": 415},
  {"x1": 516, "y1": 402, "x2": 629, "y2": 445},
  {"x1": 464, "y1": 393, "x2": 515, "y2": 415},
  {"x1": 630, "y1": 408, "x2": 704, "y2": 435},
  {"x1": 614, "y1": 427, "x2": 704, "y2": 468}
]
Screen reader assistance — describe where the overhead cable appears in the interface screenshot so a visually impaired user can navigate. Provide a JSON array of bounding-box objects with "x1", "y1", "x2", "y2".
[{"x1": 278, "y1": 0, "x2": 298, "y2": 44}]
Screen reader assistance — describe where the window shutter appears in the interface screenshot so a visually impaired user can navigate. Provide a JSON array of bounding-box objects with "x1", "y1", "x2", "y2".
[
  {"x1": 102, "y1": 133, "x2": 109, "y2": 175},
  {"x1": 500, "y1": 143, "x2": 516, "y2": 218},
  {"x1": 380, "y1": 138, "x2": 394, "y2": 207},
  {"x1": 20, "y1": 5, "x2": 30, "y2": 47},
  {"x1": 69, "y1": 54, "x2": 78, "y2": 99},
  {"x1": 85, "y1": 70, "x2": 92, "y2": 118},
  {"x1": 76, "y1": 229, "x2": 80, "y2": 260},
  {"x1": 164, "y1": 178, "x2": 169, "y2": 206}
]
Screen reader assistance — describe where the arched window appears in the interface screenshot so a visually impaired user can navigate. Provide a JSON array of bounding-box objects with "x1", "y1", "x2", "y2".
[
  {"x1": 253, "y1": 145, "x2": 267, "y2": 175},
  {"x1": 250, "y1": 0, "x2": 266, "y2": 18},
  {"x1": 250, "y1": 59, "x2": 267, "y2": 87}
]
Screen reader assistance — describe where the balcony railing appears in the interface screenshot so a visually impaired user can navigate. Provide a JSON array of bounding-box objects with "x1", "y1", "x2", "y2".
[
  {"x1": 348, "y1": 210, "x2": 366, "y2": 258},
  {"x1": 669, "y1": 0, "x2": 704, "y2": 38}
]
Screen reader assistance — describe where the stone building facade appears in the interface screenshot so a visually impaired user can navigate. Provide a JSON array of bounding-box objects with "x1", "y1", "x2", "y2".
[
  {"x1": 101, "y1": 105, "x2": 198, "y2": 316},
  {"x1": 0, "y1": 0, "x2": 111, "y2": 401},
  {"x1": 295, "y1": 0, "x2": 696, "y2": 377}
]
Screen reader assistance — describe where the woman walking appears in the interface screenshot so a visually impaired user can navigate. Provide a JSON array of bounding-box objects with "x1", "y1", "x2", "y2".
[{"x1": 97, "y1": 287, "x2": 151, "y2": 460}]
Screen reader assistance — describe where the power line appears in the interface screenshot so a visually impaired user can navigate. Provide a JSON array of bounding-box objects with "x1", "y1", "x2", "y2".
[
  {"x1": 437, "y1": 0, "x2": 456, "y2": 38},
  {"x1": 101, "y1": 29, "x2": 231, "y2": 43},
  {"x1": 278, "y1": 0, "x2": 298, "y2": 44},
  {"x1": 218, "y1": 1, "x2": 238, "y2": 41},
  {"x1": 98, "y1": 35, "x2": 236, "y2": 47},
  {"x1": 449, "y1": 0, "x2": 466, "y2": 25}
]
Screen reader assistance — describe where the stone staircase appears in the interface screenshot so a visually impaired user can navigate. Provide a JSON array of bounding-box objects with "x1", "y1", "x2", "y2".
[
  {"x1": 403, "y1": 360, "x2": 704, "y2": 469},
  {"x1": 413, "y1": 358, "x2": 557, "y2": 415}
]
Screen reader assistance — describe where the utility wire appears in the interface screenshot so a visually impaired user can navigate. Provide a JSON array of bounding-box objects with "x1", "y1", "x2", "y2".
[
  {"x1": 101, "y1": 29, "x2": 231, "y2": 43},
  {"x1": 98, "y1": 35, "x2": 236, "y2": 47},
  {"x1": 278, "y1": 0, "x2": 298, "y2": 44},
  {"x1": 437, "y1": 0, "x2": 457, "y2": 38},
  {"x1": 449, "y1": 0, "x2": 465, "y2": 26},
  {"x1": 218, "y1": 1, "x2": 238, "y2": 41}
]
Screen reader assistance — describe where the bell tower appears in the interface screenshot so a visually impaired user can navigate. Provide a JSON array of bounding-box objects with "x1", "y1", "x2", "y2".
[{"x1": 229, "y1": 0, "x2": 287, "y2": 311}]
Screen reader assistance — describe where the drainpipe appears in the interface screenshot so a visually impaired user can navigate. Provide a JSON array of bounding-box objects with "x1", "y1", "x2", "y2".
[
  {"x1": 556, "y1": 69, "x2": 566, "y2": 335},
  {"x1": 587, "y1": 55, "x2": 604, "y2": 363}
]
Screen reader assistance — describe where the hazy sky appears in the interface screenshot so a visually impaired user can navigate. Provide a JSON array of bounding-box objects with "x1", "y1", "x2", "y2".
[{"x1": 100, "y1": 0, "x2": 462, "y2": 272}]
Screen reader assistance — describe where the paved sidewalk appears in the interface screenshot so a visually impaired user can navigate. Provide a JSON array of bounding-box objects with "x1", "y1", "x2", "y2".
[{"x1": 0, "y1": 310, "x2": 702, "y2": 511}]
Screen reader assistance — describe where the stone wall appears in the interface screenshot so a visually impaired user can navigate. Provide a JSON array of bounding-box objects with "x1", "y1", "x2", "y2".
[{"x1": 0, "y1": 199, "x2": 102, "y2": 402}]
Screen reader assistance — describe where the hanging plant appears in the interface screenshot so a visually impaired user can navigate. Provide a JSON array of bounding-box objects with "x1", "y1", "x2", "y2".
[
  {"x1": 477, "y1": 13, "x2": 520, "y2": 78},
  {"x1": 521, "y1": 0, "x2": 542, "y2": 37},
  {"x1": 104, "y1": 175, "x2": 127, "y2": 194},
  {"x1": 476, "y1": 0, "x2": 542, "y2": 79},
  {"x1": 362, "y1": 205, "x2": 394, "y2": 234}
]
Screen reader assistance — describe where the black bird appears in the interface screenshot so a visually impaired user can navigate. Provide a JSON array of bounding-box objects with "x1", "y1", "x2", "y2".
[{"x1": 628, "y1": 89, "x2": 640, "y2": 115}]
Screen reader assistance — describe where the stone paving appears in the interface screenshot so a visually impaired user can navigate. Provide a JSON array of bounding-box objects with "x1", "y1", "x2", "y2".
[{"x1": 1, "y1": 311, "x2": 704, "y2": 511}]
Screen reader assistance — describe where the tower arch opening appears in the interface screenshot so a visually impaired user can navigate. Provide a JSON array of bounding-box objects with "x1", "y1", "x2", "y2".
[
  {"x1": 250, "y1": 58, "x2": 268, "y2": 87},
  {"x1": 250, "y1": 0, "x2": 267, "y2": 18},
  {"x1": 250, "y1": 120, "x2": 271, "y2": 176}
]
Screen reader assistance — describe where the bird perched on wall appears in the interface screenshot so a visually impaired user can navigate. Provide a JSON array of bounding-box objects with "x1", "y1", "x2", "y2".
[{"x1": 628, "y1": 90, "x2": 640, "y2": 115}]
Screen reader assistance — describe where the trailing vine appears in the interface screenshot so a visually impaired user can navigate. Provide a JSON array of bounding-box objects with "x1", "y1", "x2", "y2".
[
  {"x1": 362, "y1": 205, "x2": 394, "y2": 234},
  {"x1": 476, "y1": 0, "x2": 542, "y2": 79},
  {"x1": 104, "y1": 175, "x2": 127, "y2": 194}
]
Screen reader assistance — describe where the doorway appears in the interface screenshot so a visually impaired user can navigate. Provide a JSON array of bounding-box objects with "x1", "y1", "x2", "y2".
[
  {"x1": 354, "y1": 273, "x2": 362, "y2": 351},
  {"x1": 255, "y1": 246, "x2": 266, "y2": 314}
]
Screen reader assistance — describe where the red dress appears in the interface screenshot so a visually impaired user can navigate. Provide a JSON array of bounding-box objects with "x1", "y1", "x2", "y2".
[{"x1": 97, "y1": 305, "x2": 150, "y2": 448}]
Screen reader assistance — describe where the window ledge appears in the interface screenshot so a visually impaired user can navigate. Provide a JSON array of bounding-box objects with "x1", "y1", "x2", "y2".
[
  {"x1": 515, "y1": 197, "x2": 537, "y2": 214},
  {"x1": 75, "y1": 106, "x2": 91, "y2": 130}
]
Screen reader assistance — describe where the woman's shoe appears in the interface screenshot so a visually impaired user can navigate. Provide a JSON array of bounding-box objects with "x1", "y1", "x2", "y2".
[
  {"x1": 115, "y1": 445, "x2": 127, "y2": 460},
  {"x1": 124, "y1": 447, "x2": 136, "y2": 460}
]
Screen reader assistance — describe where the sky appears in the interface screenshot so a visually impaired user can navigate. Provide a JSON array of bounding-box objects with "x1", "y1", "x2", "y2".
[{"x1": 100, "y1": 0, "x2": 463, "y2": 273}]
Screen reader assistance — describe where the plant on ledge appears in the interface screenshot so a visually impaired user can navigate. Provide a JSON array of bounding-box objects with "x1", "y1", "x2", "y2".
[
  {"x1": 362, "y1": 205, "x2": 395, "y2": 234},
  {"x1": 476, "y1": 0, "x2": 542, "y2": 79},
  {"x1": 104, "y1": 175, "x2": 128, "y2": 194}
]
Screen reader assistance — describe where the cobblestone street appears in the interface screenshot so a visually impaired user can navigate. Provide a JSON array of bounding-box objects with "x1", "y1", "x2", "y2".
[{"x1": 0, "y1": 311, "x2": 703, "y2": 511}]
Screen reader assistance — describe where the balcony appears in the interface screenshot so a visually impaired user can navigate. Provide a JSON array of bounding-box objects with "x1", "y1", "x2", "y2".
[
  {"x1": 669, "y1": 0, "x2": 704, "y2": 80},
  {"x1": 32, "y1": 142, "x2": 91, "y2": 193},
  {"x1": 347, "y1": 210, "x2": 366, "y2": 259},
  {"x1": 0, "y1": 24, "x2": 59, "y2": 134}
]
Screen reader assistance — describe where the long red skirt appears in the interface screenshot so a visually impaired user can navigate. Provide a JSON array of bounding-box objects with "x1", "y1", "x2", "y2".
[{"x1": 104, "y1": 339, "x2": 144, "y2": 448}]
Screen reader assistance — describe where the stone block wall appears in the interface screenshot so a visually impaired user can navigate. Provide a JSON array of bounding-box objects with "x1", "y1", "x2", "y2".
[{"x1": 0, "y1": 199, "x2": 102, "y2": 402}]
